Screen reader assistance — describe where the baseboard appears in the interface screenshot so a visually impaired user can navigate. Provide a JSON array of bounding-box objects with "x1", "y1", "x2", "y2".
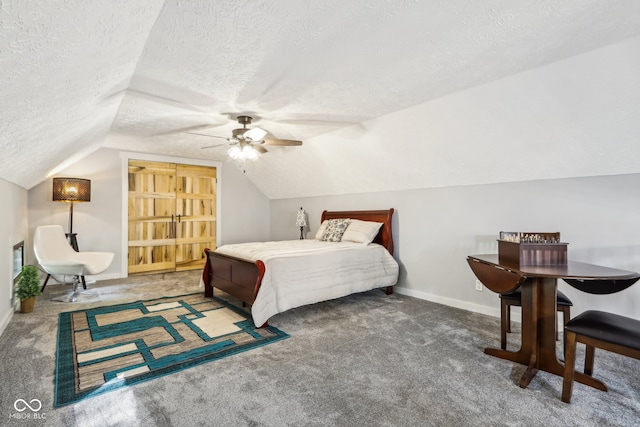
[
  {"x1": 394, "y1": 286, "x2": 522, "y2": 324},
  {"x1": 0, "y1": 308, "x2": 14, "y2": 338},
  {"x1": 395, "y1": 285, "x2": 575, "y2": 331}
]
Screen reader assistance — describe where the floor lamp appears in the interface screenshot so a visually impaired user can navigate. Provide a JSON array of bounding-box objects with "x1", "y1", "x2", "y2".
[{"x1": 52, "y1": 177, "x2": 91, "y2": 251}]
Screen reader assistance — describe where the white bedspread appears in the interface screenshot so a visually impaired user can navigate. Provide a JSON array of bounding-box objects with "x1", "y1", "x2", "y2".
[{"x1": 214, "y1": 240, "x2": 399, "y2": 326}]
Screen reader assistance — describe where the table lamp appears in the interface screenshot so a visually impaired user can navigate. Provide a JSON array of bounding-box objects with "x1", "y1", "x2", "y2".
[{"x1": 296, "y1": 207, "x2": 307, "y2": 240}]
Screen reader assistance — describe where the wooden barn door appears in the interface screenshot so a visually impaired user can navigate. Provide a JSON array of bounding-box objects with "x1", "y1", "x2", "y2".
[
  {"x1": 128, "y1": 160, "x2": 217, "y2": 275},
  {"x1": 175, "y1": 164, "x2": 217, "y2": 271},
  {"x1": 128, "y1": 160, "x2": 177, "y2": 274}
]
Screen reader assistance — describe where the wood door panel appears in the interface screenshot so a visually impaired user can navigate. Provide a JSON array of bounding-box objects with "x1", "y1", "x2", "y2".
[
  {"x1": 128, "y1": 160, "x2": 177, "y2": 275},
  {"x1": 175, "y1": 164, "x2": 217, "y2": 271}
]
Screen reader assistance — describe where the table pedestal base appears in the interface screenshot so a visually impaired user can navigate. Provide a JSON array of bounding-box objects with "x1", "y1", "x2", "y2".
[
  {"x1": 484, "y1": 347, "x2": 607, "y2": 390},
  {"x1": 485, "y1": 276, "x2": 608, "y2": 391}
]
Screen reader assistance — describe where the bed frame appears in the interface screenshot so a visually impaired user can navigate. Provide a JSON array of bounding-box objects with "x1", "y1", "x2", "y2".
[{"x1": 202, "y1": 208, "x2": 396, "y2": 313}]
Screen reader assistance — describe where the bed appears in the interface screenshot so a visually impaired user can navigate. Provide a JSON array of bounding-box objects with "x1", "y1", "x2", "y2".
[{"x1": 202, "y1": 209, "x2": 399, "y2": 326}]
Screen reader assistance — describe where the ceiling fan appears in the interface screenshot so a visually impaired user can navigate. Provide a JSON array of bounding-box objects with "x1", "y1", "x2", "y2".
[{"x1": 189, "y1": 115, "x2": 303, "y2": 161}]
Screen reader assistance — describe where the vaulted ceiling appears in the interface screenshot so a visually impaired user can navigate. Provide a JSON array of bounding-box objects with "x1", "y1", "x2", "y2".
[{"x1": 3, "y1": 1, "x2": 640, "y2": 198}]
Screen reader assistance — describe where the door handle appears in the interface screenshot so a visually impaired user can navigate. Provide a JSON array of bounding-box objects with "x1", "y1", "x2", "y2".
[{"x1": 169, "y1": 215, "x2": 174, "y2": 238}]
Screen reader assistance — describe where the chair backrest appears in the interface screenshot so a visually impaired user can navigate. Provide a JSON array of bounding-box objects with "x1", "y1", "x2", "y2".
[{"x1": 34, "y1": 225, "x2": 78, "y2": 262}]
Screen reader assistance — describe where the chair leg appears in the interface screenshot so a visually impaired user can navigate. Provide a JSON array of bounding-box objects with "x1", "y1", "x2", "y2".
[
  {"x1": 560, "y1": 306, "x2": 571, "y2": 353},
  {"x1": 41, "y1": 274, "x2": 51, "y2": 293},
  {"x1": 561, "y1": 306, "x2": 571, "y2": 328},
  {"x1": 500, "y1": 299, "x2": 509, "y2": 350},
  {"x1": 562, "y1": 331, "x2": 578, "y2": 403},
  {"x1": 584, "y1": 345, "x2": 595, "y2": 376}
]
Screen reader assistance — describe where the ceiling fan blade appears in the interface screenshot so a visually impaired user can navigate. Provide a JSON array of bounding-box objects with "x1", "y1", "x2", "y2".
[
  {"x1": 153, "y1": 123, "x2": 225, "y2": 136},
  {"x1": 244, "y1": 127, "x2": 267, "y2": 142},
  {"x1": 253, "y1": 145, "x2": 268, "y2": 154},
  {"x1": 186, "y1": 132, "x2": 228, "y2": 139},
  {"x1": 263, "y1": 138, "x2": 303, "y2": 146},
  {"x1": 274, "y1": 118, "x2": 357, "y2": 126},
  {"x1": 200, "y1": 142, "x2": 228, "y2": 150}
]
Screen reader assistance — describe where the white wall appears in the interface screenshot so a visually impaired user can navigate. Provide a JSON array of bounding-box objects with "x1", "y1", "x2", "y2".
[
  {"x1": 28, "y1": 149, "x2": 123, "y2": 278},
  {"x1": 270, "y1": 174, "x2": 640, "y2": 321},
  {"x1": 0, "y1": 178, "x2": 28, "y2": 335},
  {"x1": 219, "y1": 163, "x2": 271, "y2": 245},
  {"x1": 28, "y1": 148, "x2": 270, "y2": 279}
]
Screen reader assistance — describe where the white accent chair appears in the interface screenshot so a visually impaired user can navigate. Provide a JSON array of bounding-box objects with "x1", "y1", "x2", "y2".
[{"x1": 34, "y1": 225, "x2": 114, "y2": 302}]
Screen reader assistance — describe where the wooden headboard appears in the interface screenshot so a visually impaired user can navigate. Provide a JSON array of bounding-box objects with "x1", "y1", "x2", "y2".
[{"x1": 321, "y1": 209, "x2": 395, "y2": 255}]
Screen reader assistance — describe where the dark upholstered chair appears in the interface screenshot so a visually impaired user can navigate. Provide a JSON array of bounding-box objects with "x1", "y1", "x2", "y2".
[
  {"x1": 562, "y1": 310, "x2": 640, "y2": 403},
  {"x1": 499, "y1": 288, "x2": 573, "y2": 350}
]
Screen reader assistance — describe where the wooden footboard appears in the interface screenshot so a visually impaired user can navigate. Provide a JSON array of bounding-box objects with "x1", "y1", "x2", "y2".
[{"x1": 202, "y1": 248, "x2": 265, "y2": 306}]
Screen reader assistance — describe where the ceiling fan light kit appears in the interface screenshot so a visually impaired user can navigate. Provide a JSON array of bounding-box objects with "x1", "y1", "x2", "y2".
[{"x1": 228, "y1": 144, "x2": 261, "y2": 162}]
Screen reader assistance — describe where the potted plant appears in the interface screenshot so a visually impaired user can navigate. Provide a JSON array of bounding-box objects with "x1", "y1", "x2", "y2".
[{"x1": 15, "y1": 265, "x2": 41, "y2": 313}]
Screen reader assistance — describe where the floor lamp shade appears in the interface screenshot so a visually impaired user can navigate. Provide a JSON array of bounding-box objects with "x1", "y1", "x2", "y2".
[
  {"x1": 53, "y1": 177, "x2": 91, "y2": 236},
  {"x1": 52, "y1": 178, "x2": 91, "y2": 202}
]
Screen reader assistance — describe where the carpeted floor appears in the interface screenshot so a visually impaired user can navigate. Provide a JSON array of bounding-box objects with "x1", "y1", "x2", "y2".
[{"x1": 1, "y1": 270, "x2": 639, "y2": 426}]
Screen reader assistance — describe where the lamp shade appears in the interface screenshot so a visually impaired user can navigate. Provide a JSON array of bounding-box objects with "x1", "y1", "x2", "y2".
[
  {"x1": 295, "y1": 207, "x2": 307, "y2": 227},
  {"x1": 52, "y1": 178, "x2": 91, "y2": 202}
]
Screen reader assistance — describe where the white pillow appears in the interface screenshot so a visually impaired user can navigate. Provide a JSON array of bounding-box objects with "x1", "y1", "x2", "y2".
[
  {"x1": 315, "y1": 220, "x2": 329, "y2": 240},
  {"x1": 341, "y1": 219, "x2": 383, "y2": 244}
]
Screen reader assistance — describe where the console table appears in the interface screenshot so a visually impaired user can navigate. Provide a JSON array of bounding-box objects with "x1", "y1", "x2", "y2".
[{"x1": 467, "y1": 254, "x2": 640, "y2": 390}]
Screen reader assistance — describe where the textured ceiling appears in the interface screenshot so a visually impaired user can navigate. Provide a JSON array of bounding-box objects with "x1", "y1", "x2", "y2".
[{"x1": 2, "y1": 1, "x2": 640, "y2": 196}]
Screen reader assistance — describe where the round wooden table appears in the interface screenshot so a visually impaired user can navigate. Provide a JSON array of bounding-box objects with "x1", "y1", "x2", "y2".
[{"x1": 467, "y1": 254, "x2": 640, "y2": 389}]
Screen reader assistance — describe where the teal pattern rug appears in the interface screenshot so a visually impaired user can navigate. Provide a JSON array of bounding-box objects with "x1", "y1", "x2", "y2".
[{"x1": 55, "y1": 293, "x2": 288, "y2": 407}]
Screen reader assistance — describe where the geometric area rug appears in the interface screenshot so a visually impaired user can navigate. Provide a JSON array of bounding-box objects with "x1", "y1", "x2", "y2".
[{"x1": 55, "y1": 293, "x2": 289, "y2": 407}]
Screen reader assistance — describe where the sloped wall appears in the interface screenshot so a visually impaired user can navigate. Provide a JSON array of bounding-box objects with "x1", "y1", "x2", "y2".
[{"x1": 249, "y1": 35, "x2": 640, "y2": 198}]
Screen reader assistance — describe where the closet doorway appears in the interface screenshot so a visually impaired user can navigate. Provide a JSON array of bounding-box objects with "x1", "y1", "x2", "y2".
[{"x1": 127, "y1": 159, "x2": 217, "y2": 275}]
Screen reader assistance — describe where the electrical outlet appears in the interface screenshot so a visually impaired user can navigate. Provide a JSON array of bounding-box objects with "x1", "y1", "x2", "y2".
[{"x1": 475, "y1": 279, "x2": 483, "y2": 291}]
